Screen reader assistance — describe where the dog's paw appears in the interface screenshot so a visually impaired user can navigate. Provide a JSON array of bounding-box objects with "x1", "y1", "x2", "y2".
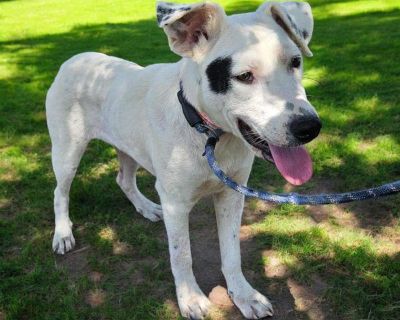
[
  {"x1": 177, "y1": 286, "x2": 212, "y2": 319},
  {"x1": 137, "y1": 202, "x2": 163, "y2": 222},
  {"x1": 230, "y1": 288, "x2": 273, "y2": 319},
  {"x1": 52, "y1": 221, "x2": 75, "y2": 255}
]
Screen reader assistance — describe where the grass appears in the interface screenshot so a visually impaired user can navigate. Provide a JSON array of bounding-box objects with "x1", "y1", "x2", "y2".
[{"x1": 0, "y1": 0, "x2": 400, "y2": 319}]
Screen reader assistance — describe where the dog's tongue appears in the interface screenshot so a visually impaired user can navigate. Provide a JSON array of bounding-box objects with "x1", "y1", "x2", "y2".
[{"x1": 268, "y1": 144, "x2": 313, "y2": 186}]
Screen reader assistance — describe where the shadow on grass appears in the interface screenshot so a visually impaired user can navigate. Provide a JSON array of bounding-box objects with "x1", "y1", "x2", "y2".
[
  {"x1": 248, "y1": 225, "x2": 400, "y2": 319},
  {"x1": 1, "y1": 1, "x2": 400, "y2": 319}
]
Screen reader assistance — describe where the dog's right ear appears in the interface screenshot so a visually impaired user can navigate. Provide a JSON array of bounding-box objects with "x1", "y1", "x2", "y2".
[
  {"x1": 258, "y1": 1, "x2": 314, "y2": 57},
  {"x1": 156, "y1": 1, "x2": 226, "y2": 60}
]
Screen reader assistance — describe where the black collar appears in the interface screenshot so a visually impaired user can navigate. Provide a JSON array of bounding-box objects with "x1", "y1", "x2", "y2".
[
  {"x1": 177, "y1": 82, "x2": 204, "y2": 128},
  {"x1": 177, "y1": 82, "x2": 224, "y2": 140}
]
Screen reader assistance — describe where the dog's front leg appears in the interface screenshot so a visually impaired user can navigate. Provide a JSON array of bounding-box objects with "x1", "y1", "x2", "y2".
[
  {"x1": 214, "y1": 189, "x2": 273, "y2": 319},
  {"x1": 157, "y1": 184, "x2": 211, "y2": 319}
]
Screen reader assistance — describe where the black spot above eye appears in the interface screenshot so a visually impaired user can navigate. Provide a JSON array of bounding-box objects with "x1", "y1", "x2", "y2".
[
  {"x1": 290, "y1": 56, "x2": 302, "y2": 69},
  {"x1": 206, "y1": 57, "x2": 232, "y2": 94}
]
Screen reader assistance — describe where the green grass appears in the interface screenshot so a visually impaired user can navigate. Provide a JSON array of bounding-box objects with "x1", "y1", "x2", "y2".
[{"x1": 1, "y1": 0, "x2": 400, "y2": 319}]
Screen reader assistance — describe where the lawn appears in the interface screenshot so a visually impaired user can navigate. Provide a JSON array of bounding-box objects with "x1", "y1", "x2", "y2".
[{"x1": 1, "y1": 0, "x2": 400, "y2": 319}]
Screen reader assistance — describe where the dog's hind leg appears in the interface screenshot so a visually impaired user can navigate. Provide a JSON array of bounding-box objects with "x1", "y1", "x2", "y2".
[
  {"x1": 51, "y1": 137, "x2": 89, "y2": 255},
  {"x1": 116, "y1": 150, "x2": 162, "y2": 222}
]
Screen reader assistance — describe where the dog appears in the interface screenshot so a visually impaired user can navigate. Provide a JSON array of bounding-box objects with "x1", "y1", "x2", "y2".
[{"x1": 46, "y1": 1, "x2": 321, "y2": 319}]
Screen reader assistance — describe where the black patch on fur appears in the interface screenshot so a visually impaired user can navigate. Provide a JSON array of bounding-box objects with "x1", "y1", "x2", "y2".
[
  {"x1": 286, "y1": 13, "x2": 301, "y2": 36},
  {"x1": 157, "y1": 6, "x2": 175, "y2": 15},
  {"x1": 157, "y1": 5, "x2": 192, "y2": 24},
  {"x1": 206, "y1": 57, "x2": 232, "y2": 94},
  {"x1": 179, "y1": 6, "x2": 191, "y2": 11},
  {"x1": 157, "y1": 6, "x2": 176, "y2": 24},
  {"x1": 302, "y1": 29, "x2": 309, "y2": 39}
]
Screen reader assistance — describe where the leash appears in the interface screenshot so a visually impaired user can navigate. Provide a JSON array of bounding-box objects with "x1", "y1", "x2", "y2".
[{"x1": 178, "y1": 85, "x2": 400, "y2": 205}]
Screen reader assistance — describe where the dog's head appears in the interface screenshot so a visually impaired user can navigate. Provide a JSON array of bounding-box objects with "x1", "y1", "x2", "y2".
[{"x1": 157, "y1": 1, "x2": 321, "y2": 185}]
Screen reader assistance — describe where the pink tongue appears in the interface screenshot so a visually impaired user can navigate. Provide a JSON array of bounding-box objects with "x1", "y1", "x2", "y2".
[{"x1": 268, "y1": 144, "x2": 313, "y2": 186}]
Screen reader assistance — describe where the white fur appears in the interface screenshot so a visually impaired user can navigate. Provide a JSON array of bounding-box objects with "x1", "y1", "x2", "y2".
[{"x1": 47, "y1": 2, "x2": 316, "y2": 319}]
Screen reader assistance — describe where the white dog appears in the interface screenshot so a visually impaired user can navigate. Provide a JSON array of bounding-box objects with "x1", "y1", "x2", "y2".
[{"x1": 46, "y1": 1, "x2": 321, "y2": 319}]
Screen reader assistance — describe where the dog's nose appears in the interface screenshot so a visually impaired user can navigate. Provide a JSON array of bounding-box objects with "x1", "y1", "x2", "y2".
[{"x1": 289, "y1": 116, "x2": 322, "y2": 143}]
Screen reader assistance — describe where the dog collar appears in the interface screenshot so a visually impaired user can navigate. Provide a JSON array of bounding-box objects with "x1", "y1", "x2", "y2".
[{"x1": 177, "y1": 82, "x2": 224, "y2": 140}]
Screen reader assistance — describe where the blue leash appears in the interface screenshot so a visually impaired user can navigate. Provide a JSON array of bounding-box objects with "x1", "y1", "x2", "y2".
[
  {"x1": 178, "y1": 85, "x2": 400, "y2": 205},
  {"x1": 203, "y1": 133, "x2": 400, "y2": 205}
]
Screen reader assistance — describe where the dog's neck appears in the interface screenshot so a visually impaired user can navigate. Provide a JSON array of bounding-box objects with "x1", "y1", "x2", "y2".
[{"x1": 179, "y1": 59, "x2": 204, "y2": 112}]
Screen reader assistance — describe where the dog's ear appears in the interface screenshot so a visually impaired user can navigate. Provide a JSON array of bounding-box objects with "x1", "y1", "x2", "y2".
[
  {"x1": 156, "y1": 1, "x2": 226, "y2": 59},
  {"x1": 258, "y1": 1, "x2": 314, "y2": 57}
]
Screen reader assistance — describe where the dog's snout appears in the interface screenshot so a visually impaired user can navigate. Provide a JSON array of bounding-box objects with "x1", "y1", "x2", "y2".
[{"x1": 289, "y1": 116, "x2": 321, "y2": 144}]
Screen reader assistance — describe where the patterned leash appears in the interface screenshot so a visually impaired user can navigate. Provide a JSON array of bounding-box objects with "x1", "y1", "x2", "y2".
[{"x1": 199, "y1": 124, "x2": 400, "y2": 205}]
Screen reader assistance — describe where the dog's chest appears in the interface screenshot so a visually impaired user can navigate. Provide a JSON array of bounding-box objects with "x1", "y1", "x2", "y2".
[{"x1": 193, "y1": 137, "x2": 254, "y2": 197}]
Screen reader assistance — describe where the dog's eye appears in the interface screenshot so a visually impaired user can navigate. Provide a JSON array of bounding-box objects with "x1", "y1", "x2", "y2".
[
  {"x1": 290, "y1": 56, "x2": 302, "y2": 69},
  {"x1": 235, "y1": 72, "x2": 254, "y2": 84}
]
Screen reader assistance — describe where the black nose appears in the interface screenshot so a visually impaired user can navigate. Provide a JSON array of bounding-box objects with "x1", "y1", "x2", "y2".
[{"x1": 289, "y1": 116, "x2": 322, "y2": 143}]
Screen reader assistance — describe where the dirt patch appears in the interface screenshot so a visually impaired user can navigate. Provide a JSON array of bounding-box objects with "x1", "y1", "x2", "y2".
[
  {"x1": 85, "y1": 289, "x2": 106, "y2": 308},
  {"x1": 209, "y1": 285, "x2": 234, "y2": 308},
  {"x1": 162, "y1": 299, "x2": 181, "y2": 316},
  {"x1": 243, "y1": 199, "x2": 275, "y2": 225},
  {"x1": 263, "y1": 250, "x2": 291, "y2": 279},
  {"x1": 306, "y1": 205, "x2": 331, "y2": 224},
  {"x1": 116, "y1": 257, "x2": 162, "y2": 288},
  {"x1": 239, "y1": 225, "x2": 254, "y2": 241},
  {"x1": 3, "y1": 246, "x2": 22, "y2": 259},
  {"x1": 349, "y1": 200, "x2": 398, "y2": 231},
  {"x1": 0, "y1": 197, "x2": 20, "y2": 220},
  {"x1": 287, "y1": 276, "x2": 329, "y2": 320},
  {"x1": 56, "y1": 245, "x2": 90, "y2": 281},
  {"x1": 112, "y1": 241, "x2": 132, "y2": 255},
  {"x1": 89, "y1": 271, "x2": 103, "y2": 283},
  {"x1": 190, "y1": 200, "x2": 225, "y2": 295}
]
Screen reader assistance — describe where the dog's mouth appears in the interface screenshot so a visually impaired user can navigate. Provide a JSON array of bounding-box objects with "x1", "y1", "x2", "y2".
[
  {"x1": 237, "y1": 119, "x2": 313, "y2": 186},
  {"x1": 238, "y1": 119, "x2": 274, "y2": 163}
]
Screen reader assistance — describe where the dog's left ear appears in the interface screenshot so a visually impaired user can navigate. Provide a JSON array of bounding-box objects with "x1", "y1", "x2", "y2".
[
  {"x1": 258, "y1": 1, "x2": 314, "y2": 57},
  {"x1": 156, "y1": 1, "x2": 226, "y2": 59}
]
